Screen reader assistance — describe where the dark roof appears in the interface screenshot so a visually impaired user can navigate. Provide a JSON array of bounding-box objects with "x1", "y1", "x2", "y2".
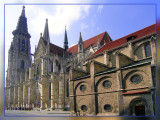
[
  {"x1": 67, "y1": 32, "x2": 112, "y2": 54},
  {"x1": 49, "y1": 43, "x2": 65, "y2": 57},
  {"x1": 92, "y1": 24, "x2": 155, "y2": 57}
]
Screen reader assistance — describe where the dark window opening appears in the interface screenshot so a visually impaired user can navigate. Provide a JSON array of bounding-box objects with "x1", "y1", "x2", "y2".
[
  {"x1": 49, "y1": 82, "x2": 51, "y2": 100},
  {"x1": 67, "y1": 80, "x2": 69, "y2": 97},
  {"x1": 127, "y1": 36, "x2": 137, "y2": 41},
  {"x1": 22, "y1": 39, "x2": 25, "y2": 52},
  {"x1": 144, "y1": 42, "x2": 152, "y2": 58},
  {"x1": 80, "y1": 85, "x2": 87, "y2": 92},
  {"x1": 135, "y1": 106, "x2": 145, "y2": 116},
  {"x1": 21, "y1": 60, "x2": 25, "y2": 69},
  {"x1": 81, "y1": 105, "x2": 87, "y2": 112}
]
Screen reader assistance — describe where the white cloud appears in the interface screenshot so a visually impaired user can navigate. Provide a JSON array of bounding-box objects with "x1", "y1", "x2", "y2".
[
  {"x1": 97, "y1": 5, "x2": 103, "y2": 14},
  {"x1": 81, "y1": 23, "x2": 89, "y2": 30},
  {"x1": 29, "y1": 5, "x2": 91, "y2": 36}
]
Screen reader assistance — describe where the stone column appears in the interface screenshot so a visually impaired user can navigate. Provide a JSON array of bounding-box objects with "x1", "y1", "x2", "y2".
[
  {"x1": 150, "y1": 37, "x2": 156, "y2": 65},
  {"x1": 28, "y1": 67, "x2": 35, "y2": 108},
  {"x1": 40, "y1": 58, "x2": 49, "y2": 110},
  {"x1": 90, "y1": 61, "x2": 96, "y2": 115},
  {"x1": 23, "y1": 81, "x2": 28, "y2": 108},
  {"x1": 104, "y1": 51, "x2": 110, "y2": 66},
  {"x1": 8, "y1": 87, "x2": 11, "y2": 108},
  {"x1": 115, "y1": 52, "x2": 124, "y2": 115},
  {"x1": 51, "y1": 73, "x2": 59, "y2": 110},
  {"x1": 69, "y1": 68, "x2": 76, "y2": 115},
  {"x1": 14, "y1": 86, "x2": 18, "y2": 108},
  {"x1": 128, "y1": 42, "x2": 133, "y2": 59},
  {"x1": 58, "y1": 69, "x2": 65, "y2": 109},
  {"x1": 18, "y1": 73, "x2": 24, "y2": 107},
  {"x1": 18, "y1": 84, "x2": 23, "y2": 107}
]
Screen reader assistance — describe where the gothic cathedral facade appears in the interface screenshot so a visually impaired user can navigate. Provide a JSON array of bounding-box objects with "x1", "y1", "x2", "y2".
[{"x1": 5, "y1": 6, "x2": 156, "y2": 116}]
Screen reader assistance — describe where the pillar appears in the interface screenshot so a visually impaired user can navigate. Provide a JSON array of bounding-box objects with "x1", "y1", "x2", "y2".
[{"x1": 40, "y1": 58, "x2": 49, "y2": 110}]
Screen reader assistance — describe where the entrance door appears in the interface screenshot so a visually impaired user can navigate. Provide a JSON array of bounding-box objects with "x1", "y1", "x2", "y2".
[{"x1": 135, "y1": 105, "x2": 145, "y2": 116}]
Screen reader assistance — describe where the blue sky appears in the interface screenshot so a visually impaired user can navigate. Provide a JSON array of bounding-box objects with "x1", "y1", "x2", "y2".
[{"x1": 4, "y1": 1, "x2": 157, "y2": 75}]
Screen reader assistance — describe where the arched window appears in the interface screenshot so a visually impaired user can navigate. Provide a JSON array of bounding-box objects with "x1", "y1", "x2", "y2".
[
  {"x1": 67, "y1": 80, "x2": 69, "y2": 97},
  {"x1": 22, "y1": 39, "x2": 25, "y2": 52},
  {"x1": 144, "y1": 42, "x2": 151, "y2": 58},
  {"x1": 49, "y1": 82, "x2": 51, "y2": 100},
  {"x1": 21, "y1": 60, "x2": 25, "y2": 69}
]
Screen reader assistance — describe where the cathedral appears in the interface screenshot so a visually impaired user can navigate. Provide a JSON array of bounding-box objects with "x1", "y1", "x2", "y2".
[{"x1": 5, "y1": 6, "x2": 156, "y2": 116}]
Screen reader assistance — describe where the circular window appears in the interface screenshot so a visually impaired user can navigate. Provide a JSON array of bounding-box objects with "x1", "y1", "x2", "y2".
[
  {"x1": 102, "y1": 80, "x2": 112, "y2": 88},
  {"x1": 80, "y1": 85, "x2": 87, "y2": 92},
  {"x1": 104, "y1": 104, "x2": 112, "y2": 112},
  {"x1": 130, "y1": 74, "x2": 142, "y2": 84},
  {"x1": 81, "y1": 105, "x2": 88, "y2": 112}
]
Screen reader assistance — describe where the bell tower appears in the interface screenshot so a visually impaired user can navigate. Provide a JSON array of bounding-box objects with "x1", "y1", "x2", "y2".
[{"x1": 8, "y1": 6, "x2": 31, "y2": 85}]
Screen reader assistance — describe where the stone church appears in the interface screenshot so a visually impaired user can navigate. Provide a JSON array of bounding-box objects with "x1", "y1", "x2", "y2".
[
  {"x1": 69, "y1": 24, "x2": 156, "y2": 116},
  {"x1": 5, "y1": 6, "x2": 109, "y2": 111},
  {"x1": 5, "y1": 6, "x2": 156, "y2": 116}
]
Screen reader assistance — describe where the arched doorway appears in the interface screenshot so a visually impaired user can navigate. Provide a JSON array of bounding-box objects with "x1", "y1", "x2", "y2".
[{"x1": 130, "y1": 98, "x2": 147, "y2": 116}]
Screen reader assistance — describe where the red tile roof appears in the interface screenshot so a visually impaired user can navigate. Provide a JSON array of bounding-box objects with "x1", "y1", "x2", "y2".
[
  {"x1": 122, "y1": 90, "x2": 150, "y2": 95},
  {"x1": 92, "y1": 24, "x2": 155, "y2": 57},
  {"x1": 50, "y1": 43, "x2": 65, "y2": 57},
  {"x1": 67, "y1": 32, "x2": 112, "y2": 54}
]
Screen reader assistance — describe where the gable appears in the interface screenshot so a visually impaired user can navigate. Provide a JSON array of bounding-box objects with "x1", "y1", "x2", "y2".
[
  {"x1": 34, "y1": 38, "x2": 46, "y2": 58},
  {"x1": 67, "y1": 32, "x2": 112, "y2": 54}
]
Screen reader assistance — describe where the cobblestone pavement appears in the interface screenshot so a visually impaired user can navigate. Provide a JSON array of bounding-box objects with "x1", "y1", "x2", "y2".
[{"x1": 5, "y1": 110, "x2": 70, "y2": 117}]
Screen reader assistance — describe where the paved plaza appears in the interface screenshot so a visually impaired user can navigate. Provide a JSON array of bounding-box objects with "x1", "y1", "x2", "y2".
[{"x1": 5, "y1": 110, "x2": 70, "y2": 117}]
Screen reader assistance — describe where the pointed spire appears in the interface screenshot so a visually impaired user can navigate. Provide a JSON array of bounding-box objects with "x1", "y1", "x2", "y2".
[
  {"x1": 12, "y1": 6, "x2": 30, "y2": 38},
  {"x1": 43, "y1": 19, "x2": 50, "y2": 43},
  {"x1": 21, "y1": 6, "x2": 25, "y2": 17},
  {"x1": 78, "y1": 32, "x2": 84, "y2": 53},
  {"x1": 78, "y1": 32, "x2": 83, "y2": 43},
  {"x1": 64, "y1": 25, "x2": 68, "y2": 50}
]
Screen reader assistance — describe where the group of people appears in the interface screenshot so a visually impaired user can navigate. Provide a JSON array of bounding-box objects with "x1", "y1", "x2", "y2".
[{"x1": 6, "y1": 107, "x2": 33, "y2": 110}]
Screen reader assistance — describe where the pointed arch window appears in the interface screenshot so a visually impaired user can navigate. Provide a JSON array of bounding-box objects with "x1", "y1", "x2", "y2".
[
  {"x1": 21, "y1": 60, "x2": 25, "y2": 69},
  {"x1": 22, "y1": 39, "x2": 25, "y2": 52},
  {"x1": 67, "y1": 80, "x2": 69, "y2": 97},
  {"x1": 144, "y1": 42, "x2": 151, "y2": 58}
]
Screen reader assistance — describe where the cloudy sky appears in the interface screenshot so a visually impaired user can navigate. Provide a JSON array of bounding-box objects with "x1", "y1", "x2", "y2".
[{"x1": 4, "y1": 2, "x2": 156, "y2": 76}]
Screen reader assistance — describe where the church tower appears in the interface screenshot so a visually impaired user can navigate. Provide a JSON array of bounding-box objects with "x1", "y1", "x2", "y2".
[
  {"x1": 63, "y1": 26, "x2": 68, "y2": 50},
  {"x1": 78, "y1": 32, "x2": 84, "y2": 62},
  {"x1": 7, "y1": 6, "x2": 31, "y2": 86}
]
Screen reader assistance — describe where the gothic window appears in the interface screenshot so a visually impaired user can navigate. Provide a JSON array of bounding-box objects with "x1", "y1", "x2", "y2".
[
  {"x1": 21, "y1": 60, "x2": 25, "y2": 69},
  {"x1": 56, "y1": 60, "x2": 61, "y2": 72},
  {"x1": 81, "y1": 105, "x2": 88, "y2": 112},
  {"x1": 144, "y1": 42, "x2": 151, "y2": 58},
  {"x1": 102, "y1": 80, "x2": 112, "y2": 89},
  {"x1": 80, "y1": 85, "x2": 87, "y2": 92},
  {"x1": 104, "y1": 104, "x2": 112, "y2": 112},
  {"x1": 130, "y1": 74, "x2": 142, "y2": 84},
  {"x1": 22, "y1": 39, "x2": 25, "y2": 52},
  {"x1": 49, "y1": 82, "x2": 51, "y2": 100},
  {"x1": 67, "y1": 80, "x2": 69, "y2": 97}
]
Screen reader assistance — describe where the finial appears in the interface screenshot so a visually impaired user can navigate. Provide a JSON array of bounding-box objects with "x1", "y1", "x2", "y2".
[
  {"x1": 23, "y1": 5, "x2": 25, "y2": 9},
  {"x1": 46, "y1": 18, "x2": 48, "y2": 22},
  {"x1": 40, "y1": 33, "x2": 42, "y2": 37}
]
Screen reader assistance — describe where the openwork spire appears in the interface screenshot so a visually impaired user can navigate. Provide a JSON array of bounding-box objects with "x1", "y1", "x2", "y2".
[
  {"x1": 12, "y1": 6, "x2": 30, "y2": 38},
  {"x1": 64, "y1": 25, "x2": 68, "y2": 50},
  {"x1": 43, "y1": 19, "x2": 50, "y2": 43}
]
